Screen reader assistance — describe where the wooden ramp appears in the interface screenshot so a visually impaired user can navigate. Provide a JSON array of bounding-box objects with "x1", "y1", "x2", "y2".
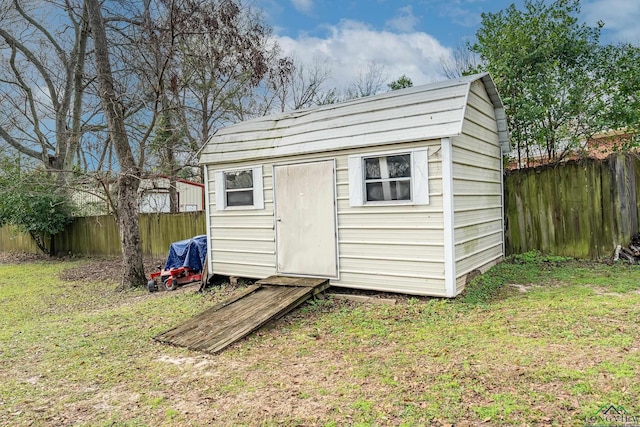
[{"x1": 154, "y1": 276, "x2": 329, "y2": 354}]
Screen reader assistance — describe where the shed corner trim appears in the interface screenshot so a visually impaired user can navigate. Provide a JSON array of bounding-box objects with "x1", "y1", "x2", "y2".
[{"x1": 441, "y1": 137, "x2": 456, "y2": 297}]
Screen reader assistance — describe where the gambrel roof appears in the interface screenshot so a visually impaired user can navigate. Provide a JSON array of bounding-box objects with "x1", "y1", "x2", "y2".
[{"x1": 199, "y1": 73, "x2": 509, "y2": 165}]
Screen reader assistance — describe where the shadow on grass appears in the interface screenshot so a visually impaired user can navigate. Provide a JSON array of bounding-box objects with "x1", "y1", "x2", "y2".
[{"x1": 461, "y1": 251, "x2": 575, "y2": 305}]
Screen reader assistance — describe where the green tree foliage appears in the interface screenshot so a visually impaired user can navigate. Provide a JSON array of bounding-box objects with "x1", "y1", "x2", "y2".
[
  {"x1": 388, "y1": 75, "x2": 413, "y2": 91},
  {"x1": 0, "y1": 158, "x2": 74, "y2": 254},
  {"x1": 471, "y1": 0, "x2": 639, "y2": 166},
  {"x1": 599, "y1": 43, "x2": 640, "y2": 136}
]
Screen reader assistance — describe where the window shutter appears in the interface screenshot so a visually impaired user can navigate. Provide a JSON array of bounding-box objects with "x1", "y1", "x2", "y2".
[
  {"x1": 252, "y1": 166, "x2": 264, "y2": 210},
  {"x1": 214, "y1": 170, "x2": 225, "y2": 211},
  {"x1": 348, "y1": 155, "x2": 364, "y2": 207},
  {"x1": 412, "y1": 148, "x2": 429, "y2": 205}
]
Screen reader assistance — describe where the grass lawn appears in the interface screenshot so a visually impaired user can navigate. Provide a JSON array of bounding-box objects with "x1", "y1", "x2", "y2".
[{"x1": 0, "y1": 252, "x2": 639, "y2": 426}]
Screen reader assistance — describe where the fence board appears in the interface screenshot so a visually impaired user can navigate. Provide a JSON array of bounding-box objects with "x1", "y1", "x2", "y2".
[
  {"x1": 0, "y1": 226, "x2": 40, "y2": 253},
  {"x1": 0, "y1": 212, "x2": 206, "y2": 257},
  {"x1": 505, "y1": 154, "x2": 640, "y2": 258}
]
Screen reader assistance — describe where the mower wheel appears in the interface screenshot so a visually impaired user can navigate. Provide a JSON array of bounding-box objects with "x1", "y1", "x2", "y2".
[
  {"x1": 164, "y1": 277, "x2": 177, "y2": 291},
  {"x1": 147, "y1": 279, "x2": 158, "y2": 293}
]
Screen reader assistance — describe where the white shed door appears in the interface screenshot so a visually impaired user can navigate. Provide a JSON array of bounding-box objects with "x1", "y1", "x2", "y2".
[{"x1": 274, "y1": 160, "x2": 338, "y2": 277}]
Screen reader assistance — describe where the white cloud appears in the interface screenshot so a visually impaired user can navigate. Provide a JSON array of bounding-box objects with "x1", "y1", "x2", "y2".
[
  {"x1": 446, "y1": 7, "x2": 482, "y2": 28},
  {"x1": 385, "y1": 6, "x2": 420, "y2": 33},
  {"x1": 291, "y1": 0, "x2": 314, "y2": 15},
  {"x1": 276, "y1": 20, "x2": 453, "y2": 93},
  {"x1": 582, "y1": 0, "x2": 640, "y2": 43},
  {"x1": 437, "y1": 2, "x2": 484, "y2": 28}
]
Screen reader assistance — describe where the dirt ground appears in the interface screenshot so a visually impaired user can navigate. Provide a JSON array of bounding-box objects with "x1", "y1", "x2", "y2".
[
  {"x1": 0, "y1": 251, "x2": 51, "y2": 264},
  {"x1": 0, "y1": 251, "x2": 164, "y2": 284},
  {"x1": 58, "y1": 257, "x2": 166, "y2": 283}
]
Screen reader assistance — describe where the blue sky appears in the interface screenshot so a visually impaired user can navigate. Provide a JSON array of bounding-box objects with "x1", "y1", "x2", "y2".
[{"x1": 261, "y1": 0, "x2": 640, "y2": 90}]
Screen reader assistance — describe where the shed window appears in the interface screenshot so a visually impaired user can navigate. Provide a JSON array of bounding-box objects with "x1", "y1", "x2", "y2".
[
  {"x1": 225, "y1": 170, "x2": 254, "y2": 206},
  {"x1": 364, "y1": 154, "x2": 411, "y2": 202},
  {"x1": 348, "y1": 148, "x2": 429, "y2": 206},
  {"x1": 214, "y1": 167, "x2": 264, "y2": 210}
]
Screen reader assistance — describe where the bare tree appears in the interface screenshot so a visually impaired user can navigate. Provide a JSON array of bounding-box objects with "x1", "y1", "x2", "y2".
[
  {"x1": 164, "y1": 0, "x2": 280, "y2": 166},
  {"x1": 0, "y1": 0, "x2": 92, "y2": 181},
  {"x1": 0, "y1": 0, "x2": 169, "y2": 285},
  {"x1": 345, "y1": 61, "x2": 388, "y2": 99},
  {"x1": 239, "y1": 56, "x2": 333, "y2": 116},
  {"x1": 277, "y1": 57, "x2": 333, "y2": 111},
  {"x1": 86, "y1": 0, "x2": 146, "y2": 288},
  {"x1": 440, "y1": 42, "x2": 481, "y2": 79},
  {"x1": 0, "y1": 0, "x2": 296, "y2": 286}
]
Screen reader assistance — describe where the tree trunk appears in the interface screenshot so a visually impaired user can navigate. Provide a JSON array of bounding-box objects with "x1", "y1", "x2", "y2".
[
  {"x1": 167, "y1": 137, "x2": 178, "y2": 213},
  {"x1": 29, "y1": 230, "x2": 50, "y2": 255},
  {"x1": 86, "y1": 0, "x2": 146, "y2": 289},
  {"x1": 169, "y1": 175, "x2": 179, "y2": 213},
  {"x1": 116, "y1": 173, "x2": 146, "y2": 287}
]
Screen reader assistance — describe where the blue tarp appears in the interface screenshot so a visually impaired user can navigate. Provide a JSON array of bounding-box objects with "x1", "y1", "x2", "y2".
[{"x1": 164, "y1": 235, "x2": 208, "y2": 273}]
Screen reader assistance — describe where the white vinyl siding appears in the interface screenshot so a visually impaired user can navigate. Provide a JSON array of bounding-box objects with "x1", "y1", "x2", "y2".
[
  {"x1": 175, "y1": 181, "x2": 204, "y2": 212},
  {"x1": 452, "y1": 79, "x2": 505, "y2": 294},
  {"x1": 139, "y1": 191, "x2": 170, "y2": 213},
  {"x1": 206, "y1": 141, "x2": 446, "y2": 296},
  {"x1": 208, "y1": 165, "x2": 275, "y2": 278},
  {"x1": 338, "y1": 141, "x2": 445, "y2": 296}
]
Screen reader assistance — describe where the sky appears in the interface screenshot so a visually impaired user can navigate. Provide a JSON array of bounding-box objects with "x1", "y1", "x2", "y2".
[{"x1": 260, "y1": 0, "x2": 640, "y2": 91}]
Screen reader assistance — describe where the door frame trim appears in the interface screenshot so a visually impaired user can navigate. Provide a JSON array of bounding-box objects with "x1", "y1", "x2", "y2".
[{"x1": 272, "y1": 158, "x2": 340, "y2": 279}]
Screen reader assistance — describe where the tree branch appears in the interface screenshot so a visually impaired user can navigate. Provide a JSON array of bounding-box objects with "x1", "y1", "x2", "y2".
[
  {"x1": 64, "y1": 1, "x2": 90, "y2": 171},
  {"x1": 7, "y1": 41, "x2": 50, "y2": 160},
  {"x1": 0, "y1": 28, "x2": 60, "y2": 113},
  {"x1": 13, "y1": 0, "x2": 68, "y2": 68},
  {"x1": 0, "y1": 124, "x2": 44, "y2": 160}
]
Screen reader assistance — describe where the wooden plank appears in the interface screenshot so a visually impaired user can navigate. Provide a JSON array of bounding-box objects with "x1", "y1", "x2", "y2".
[
  {"x1": 154, "y1": 284, "x2": 262, "y2": 342},
  {"x1": 256, "y1": 275, "x2": 329, "y2": 287},
  {"x1": 154, "y1": 278, "x2": 329, "y2": 354},
  {"x1": 329, "y1": 293, "x2": 397, "y2": 305},
  {"x1": 185, "y1": 286, "x2": 310, "y2": 353},
  {"x1": 198, "y1": 286, "x2": 311, "y2": 353},
  {"x1": 196, "y1": 256, "x2": 209, "y2": 292}
]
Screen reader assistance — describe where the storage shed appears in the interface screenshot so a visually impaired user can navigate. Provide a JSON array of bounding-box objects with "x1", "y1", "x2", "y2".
[{"x1": 199, "y1": 73, "x2": 510, "y2": 297}]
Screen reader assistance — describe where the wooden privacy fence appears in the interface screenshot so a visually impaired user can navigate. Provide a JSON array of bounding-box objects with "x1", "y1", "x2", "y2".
[
  {"x1": 2, "y1": 154, "x2": 640, "y2": 260},
  {"x1": 0, "y1": 227, "x2": 41, "y2": 253},
  {"x1": 504, "y1": 154, "x2": 640, "y2": 258},
  {"x1": 0, "y1": 212, "x2": 206, "y2": 258}
]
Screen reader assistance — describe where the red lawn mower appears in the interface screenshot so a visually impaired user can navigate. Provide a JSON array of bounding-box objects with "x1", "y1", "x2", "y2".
[{"x1": 147, "y1": 235, "x2": 208, "y2": 292}]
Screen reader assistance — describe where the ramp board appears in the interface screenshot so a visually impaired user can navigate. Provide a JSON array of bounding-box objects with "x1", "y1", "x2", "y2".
[{"x1": 154, "y1": 276, "x2": 329, "y2": 354}]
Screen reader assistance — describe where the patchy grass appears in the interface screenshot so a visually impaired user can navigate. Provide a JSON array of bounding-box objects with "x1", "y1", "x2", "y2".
[
  {"x1": 461, "y1": 251, "x2": 574, "y2": 304},
  {"x1": 0, "y1": 254, "x2": 639, "y2": 426}
]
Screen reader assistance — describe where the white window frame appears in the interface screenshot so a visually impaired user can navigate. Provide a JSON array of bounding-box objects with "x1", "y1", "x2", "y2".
[
  {"x1": 214, "y1": 166, "x2": 264, "y2": 210},
  {"x1": 348, "y1": 148, "x2": 429, "y2": 207}
]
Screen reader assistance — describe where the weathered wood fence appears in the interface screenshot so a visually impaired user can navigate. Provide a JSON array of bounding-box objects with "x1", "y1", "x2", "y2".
[
  {"x1": 2, "y1": 154, "x2": 639, "y2": 260},
  {"x1": 0, "y1": 212, "x2": 206, "y2": 259},
  {"x1": 504, "y1": 154, "x2": 639, "y2": 258}
]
